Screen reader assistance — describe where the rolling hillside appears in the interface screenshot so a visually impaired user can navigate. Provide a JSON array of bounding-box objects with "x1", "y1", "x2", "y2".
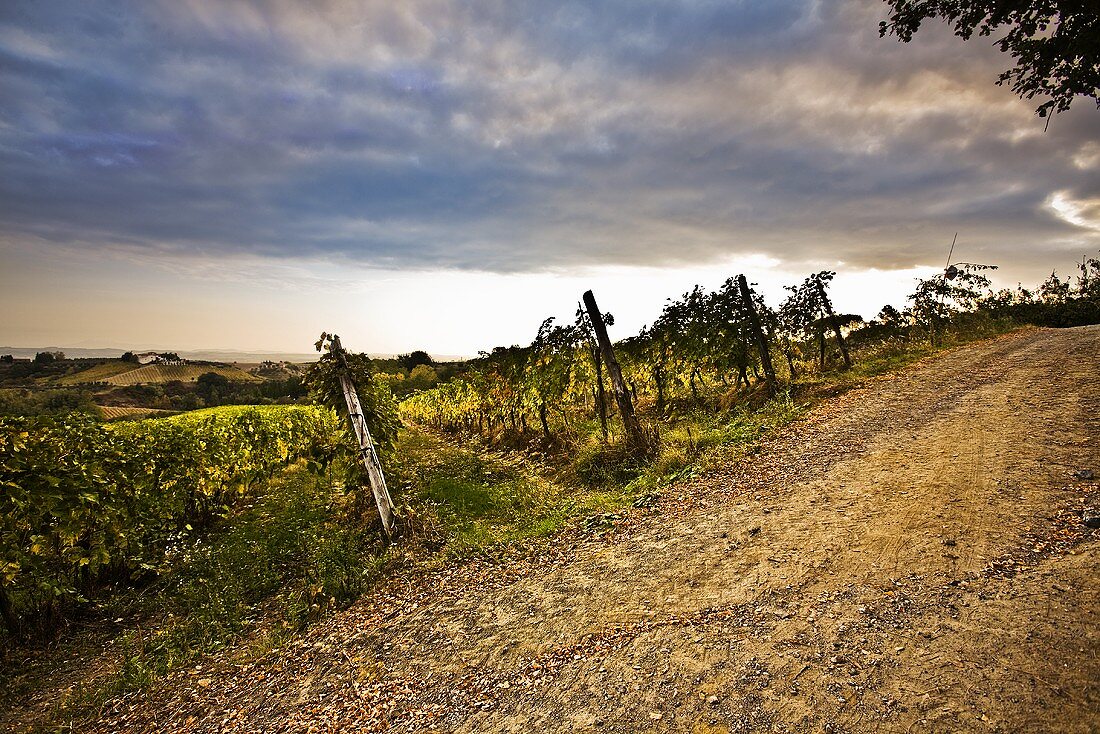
[
  {"x1": 60, "y1": 361, "x2": 260, "y2": 386},
  {"x1": 55, "y1": 361, "x2": 138, "y2": 385},
  {"x1": 102, "y1": 364, "x2": 259, "y2": 386}
]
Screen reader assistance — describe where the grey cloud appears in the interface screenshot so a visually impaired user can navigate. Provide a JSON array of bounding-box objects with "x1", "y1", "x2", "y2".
[{"x1": 0, "y1": 0, "x2": 1097, "y2": 283}]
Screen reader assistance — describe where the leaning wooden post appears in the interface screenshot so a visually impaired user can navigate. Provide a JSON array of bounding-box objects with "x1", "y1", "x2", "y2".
[
  {"x1": 736, "y1": 274, "x2": 777, "y2": 392},
  {"x1": 814, "y1": 278, "x2": 852, "y2": 369},
  {"x1": 331, "y1": 336, "x2": 395, "y2": 540},
  {"x1": 582, "y1": 290, "x2": 646, "y2": 449}
]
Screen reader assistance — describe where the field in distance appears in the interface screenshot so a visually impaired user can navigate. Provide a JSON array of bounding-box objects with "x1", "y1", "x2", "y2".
[
  {"x1": 58, "y1": 361, "x2": 259, "y2": 386},
  {"x1": 97, "y1": 405, "x2": 175, "y2": 420},
  {"x1": 54, "y1": 361, "x2": 137, "y2": 384}
]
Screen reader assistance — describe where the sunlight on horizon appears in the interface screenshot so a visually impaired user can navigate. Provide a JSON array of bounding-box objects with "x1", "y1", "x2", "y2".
[{"x1": 1, "y1": 246, "x2": 959, "y2": 356}]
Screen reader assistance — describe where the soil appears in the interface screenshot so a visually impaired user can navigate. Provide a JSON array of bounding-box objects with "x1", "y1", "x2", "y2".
[{"x1": 21, "y1": 326, "x2": 1100, "y2": 732}]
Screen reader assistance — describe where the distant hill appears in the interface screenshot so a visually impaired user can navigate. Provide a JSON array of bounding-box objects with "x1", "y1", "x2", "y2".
[
  {"x1": 0, "y1": 346, "x2": 319, "y2": 362},
  {"x1": 0, "y1": 346, "x2": 471, "y2": 362},
  {"x1": 56, "y1": 362, "x2": 138, "y2": 385},
  {"x1": 60, "y1": 362, "x2": 259, "y2": 386},
  {"x1": 0, "y1": 346, "x2": 129, "y2": 360}
]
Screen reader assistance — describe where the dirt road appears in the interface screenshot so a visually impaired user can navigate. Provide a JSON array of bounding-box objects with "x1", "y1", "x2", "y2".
[{"x1": 99, "y1": 326, "x2": 1100, "y2": 733}]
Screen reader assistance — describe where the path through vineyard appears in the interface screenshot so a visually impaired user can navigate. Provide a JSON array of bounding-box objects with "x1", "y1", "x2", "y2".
[{"x1": 95, "y1": 326, "x2": 1100, "y2": 732}]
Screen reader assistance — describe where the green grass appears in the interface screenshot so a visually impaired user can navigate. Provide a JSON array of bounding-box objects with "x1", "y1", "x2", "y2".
[
  {"x1": 386, "y1": 386, "x2": 807, "y2": 562},
  {"x1": 391, "y1": 429, "x2": 619, "y2": 560}
]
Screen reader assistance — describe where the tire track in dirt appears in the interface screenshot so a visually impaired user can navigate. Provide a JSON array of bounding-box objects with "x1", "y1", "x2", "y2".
[{"x1": 88, "y1": 326, "x2": 1100, "y2": 733}]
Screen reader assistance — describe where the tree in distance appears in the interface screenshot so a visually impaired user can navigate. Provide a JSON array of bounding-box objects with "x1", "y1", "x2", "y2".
[
  {"x1": 196, "y1": 371, "x2": 231, "y2": 392},
  {"x1": 879, "y1": 0, "x2": 1100, "y2": 118},
  {"x1": 908, "y1": 262, "x2": 997, "y2": 345},
  {"x1": 877, "y1": 304, "x2": 906, "y2": 327},
  {"x1": 399, "y1": 350, "x2": 434, "y2": 372}
]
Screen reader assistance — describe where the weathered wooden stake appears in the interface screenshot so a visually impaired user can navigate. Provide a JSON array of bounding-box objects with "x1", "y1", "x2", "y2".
[
  {"x1": 331, "y1": 336, "x2": 395, "y2": 539},
  {"x1": 814, "y1": 278, "x2": 852, "y2": 369},
  {"x1": 592, "y1": 345, "x2": 609, "y2": 441},
  {"x1": 582, "y1": 290, "x2": 646, "y2": 449},
  {"x1": 736, "y1": 274, "x2": 777, "y2": 391}
]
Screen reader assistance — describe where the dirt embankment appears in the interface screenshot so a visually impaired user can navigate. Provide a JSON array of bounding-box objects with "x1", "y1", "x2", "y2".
[{"x1": 63, "y1": 326, "x2": 1100, "y2": 732}]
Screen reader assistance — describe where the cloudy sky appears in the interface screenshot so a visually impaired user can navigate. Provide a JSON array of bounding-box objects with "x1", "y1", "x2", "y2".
[{"x1": 1, "y1": 0, "x2": 1097, "y2": 355}]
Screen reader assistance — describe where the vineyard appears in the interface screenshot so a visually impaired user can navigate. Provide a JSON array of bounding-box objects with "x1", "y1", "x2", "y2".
[
  {"x1": 54, "y1": 362, "x2": 137, "y2": 385},
  {"x1": 98, "y1": 363, "x2": 258, "y2": 386},
  {"x1": 52, "y1": 361, "x2": 258, "y2": 387},
  {"x1": 401, "y1": 272, "x2": 854, "y2": 442},
  {"x1": 401, "y1": 260, "x2": 1100, "y2": 451},
  {"x1": 0, "y1": 405, "x2": 346, "y2": 636},
  {"x1": 96, "y1": 405, "x2": 174, "y2": 421}
]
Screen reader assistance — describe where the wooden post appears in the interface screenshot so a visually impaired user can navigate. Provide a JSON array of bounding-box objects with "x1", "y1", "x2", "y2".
[
  {"x1": 582, "y1": 290, "x2": 646, "y2": 449},
  {"x1": 736, "y1": 275, "x2": 777, "y2": 391},
  {"x1": 815, "y1": 278, "x2": 852, "y2": 369},
  {"x1": 592, "y1": 345, "x2": 609, "y2": 441},
  {"x1": 331, "y1": 336, "x2": 395, "y2": 539}
]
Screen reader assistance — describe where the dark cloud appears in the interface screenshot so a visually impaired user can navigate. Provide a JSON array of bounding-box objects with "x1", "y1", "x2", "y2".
[{"x1": 0, "y1": 0, "x2": 1097, "y2": 281}]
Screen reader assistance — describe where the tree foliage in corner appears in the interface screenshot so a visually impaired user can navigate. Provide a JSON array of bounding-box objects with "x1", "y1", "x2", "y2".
[
  {"x1": 304, "y1": 333, "x2": 401, "y2": 463},
  {"x1": 879, "y1": 1, "x2": 1100, "y2": 117}
]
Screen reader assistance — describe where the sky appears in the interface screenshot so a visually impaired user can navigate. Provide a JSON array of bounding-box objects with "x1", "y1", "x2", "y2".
[{"x1": 1, "y1": 0, "x2": 1097, "y2": 356}]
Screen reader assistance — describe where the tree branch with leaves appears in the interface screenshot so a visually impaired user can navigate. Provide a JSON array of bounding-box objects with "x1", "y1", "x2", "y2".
[{"x1": 880, "y1": 1, "x2": 1100, "y2": 118}]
